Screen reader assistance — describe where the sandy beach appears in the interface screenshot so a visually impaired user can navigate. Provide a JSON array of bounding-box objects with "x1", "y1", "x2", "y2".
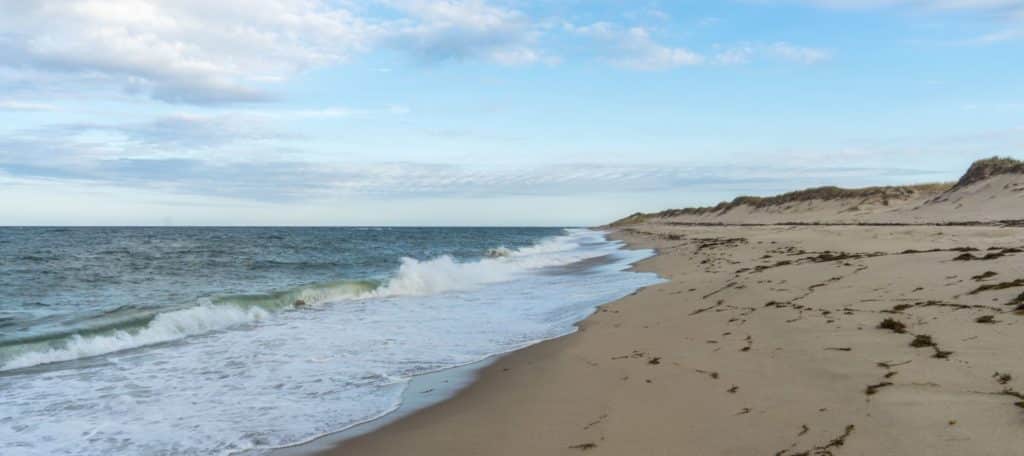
[
  {"x1": 320, "y1": 159, "x2": 1024, "y2": 456},
  {"x1": 6, "y1": 4, "x2": 1022, "y2": 454}
]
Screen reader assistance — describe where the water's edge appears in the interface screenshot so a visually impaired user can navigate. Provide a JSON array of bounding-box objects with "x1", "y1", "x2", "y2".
[
  {"x1": 270, "y1": 228, "x2": 662, "y2": 456},
  {"x1": 269, "y1": 352, "x2": 500, "y2": 456}
]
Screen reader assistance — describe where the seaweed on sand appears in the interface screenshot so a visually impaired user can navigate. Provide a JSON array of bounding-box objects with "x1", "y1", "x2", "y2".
[{"x1": 878, "y1": 318, "x2": 907, "y2": 334}]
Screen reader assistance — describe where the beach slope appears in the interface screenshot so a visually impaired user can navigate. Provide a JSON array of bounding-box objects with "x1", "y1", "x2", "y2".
[{"x1": 322, "y1": 157, "x2": 1024, "y2": 455}]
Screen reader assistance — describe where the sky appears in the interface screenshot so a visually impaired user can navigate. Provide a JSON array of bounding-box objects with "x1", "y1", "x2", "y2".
[{"x1": 0, "y1": 0, "x2": 1022, "y2": 226}]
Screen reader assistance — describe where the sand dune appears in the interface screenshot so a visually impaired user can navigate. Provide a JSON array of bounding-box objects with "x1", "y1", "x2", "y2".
[
  {"x1": 613, "y1": 157, "x2": 1024, "y2": 225},
  {"x1": 317, "y1": 157, "x2": 1024, "y2": 456}
]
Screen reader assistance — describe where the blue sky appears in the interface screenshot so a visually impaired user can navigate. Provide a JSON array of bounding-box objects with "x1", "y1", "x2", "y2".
[{"x1": 0, "y1": 0, "x2": 1022, "y2": 226}]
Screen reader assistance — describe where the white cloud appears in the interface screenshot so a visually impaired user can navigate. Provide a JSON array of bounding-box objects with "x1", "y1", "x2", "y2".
[
  {"x1": 788, "y1": 0, "x2": 1024, "y2": 45},
  {"x1": 0, "y1": 146, "x2": 945, "y2": 202},
  {"x1": 0, "y1": 0, "x2": 844, "y2": 101},
  {"x1": 715, "y1": 45, "x2": 756, "y2": 65},
  {"x1": 622, "y1": 8, "x2": 671, "y2": 22},
  {"x1": 0, "y1": 0, "x2": 374, "y2": 104},
  {"x1": 790, "y1": 0, "x2": 1024, "y2": 10},
  {"x1": 240, "y1": 105, "x2": 412, "y2": 119},
  {"x1": 0, "y1": 0, "x2": 548, "y2": 104},
  {"x1": 715, "y1": 42, "x2": 831, "y2": 64},
  {"x1": 0, "y1": 100, "x2": 58, "y2": 111},
  {"x1": 568, "y1": 22, "x2": 703, "y2": 70},
  {"x1": 964, "y1": 28, "x2": 1024, "y2": 43},
  {"x1": 10, "y1": 104, "x2": 409, "y2": 154},
  {"x1": 383, "y1": 0, "x2": 523, "y2": 29},
  {"x1": 568, "y1": 22, "x2": 828, "y2": 70},
  {"x1": 783, "y1": 0, "x2": 1024, "y2": 45},
  {"x1": 765, "y1": 42, "x2": 832, "y2": 63},
  {"x1": 376, "y1": 0, "x2": 551, "y2": 64},
  {"x1": 786, "y1": 0, "x2": 1024, "y2": 18},
  {"x1": 13, "y1": 114, "x2": 284, "y2": 154}
]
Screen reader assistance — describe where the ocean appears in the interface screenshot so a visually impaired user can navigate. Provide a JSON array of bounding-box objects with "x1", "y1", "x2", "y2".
[{"x1": 0, "y1": 227, "x2": 659, "y2": 455}]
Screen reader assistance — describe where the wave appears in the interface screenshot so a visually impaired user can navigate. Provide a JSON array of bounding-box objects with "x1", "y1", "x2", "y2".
[
  {"x1": 372, "y1": 232, "x2": 594, "y2": 297},
  {"x1": 0, "y1": 230, "x2": 603, "y2": 372},
  {"x1": 0, "y1": 304, "x2": 271, "y2": 371},
  {"x1": 0, "y1": 280, "x2": 380, "y2": 371},
  {"x1": 486, "y1": 247, "x2": 512, "y2": 258}
]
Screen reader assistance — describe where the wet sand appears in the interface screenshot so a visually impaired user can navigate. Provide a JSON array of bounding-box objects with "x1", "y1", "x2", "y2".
[{"x1": 317, "y1": 223, "x2": 1024, "y2": 455}]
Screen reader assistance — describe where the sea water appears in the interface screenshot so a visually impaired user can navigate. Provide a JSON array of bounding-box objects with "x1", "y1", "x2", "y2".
[{"x1": 0, "y1": 227, "x2": 659, "y2": 455}]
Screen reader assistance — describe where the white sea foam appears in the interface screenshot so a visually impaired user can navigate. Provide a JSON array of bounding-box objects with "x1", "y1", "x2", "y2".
[
  {"x1": 0, "y1": 280, "x2": 384, "y2": 372},
  {"x1": 486, "y1": 246, "x2": 512, "y2": 257},
  {"x1": 0, "y1": 229, "x2": 661, "y2": 456},
  {"x1": 1, "y1": 304, "x2": 271, "y2": 371},
  {"x1": 1, "y1": 230, "x2": 605, "y2": 372},
  {"x1": 373, "y1": 234, "x2": 594, "y2": 296},
  {"x1": 374, "y1": 255, "x2": 514, "y2": 296}
]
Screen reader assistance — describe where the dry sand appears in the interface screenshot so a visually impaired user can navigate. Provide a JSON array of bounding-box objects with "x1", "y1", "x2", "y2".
[{"x1": 319, "y1": 159, "x2": 1024, "y2": 456}]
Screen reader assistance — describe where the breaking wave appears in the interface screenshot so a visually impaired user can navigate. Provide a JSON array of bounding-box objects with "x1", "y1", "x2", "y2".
[{"x1": 0, "y1": 230, "x2": 601, "y2": 371}]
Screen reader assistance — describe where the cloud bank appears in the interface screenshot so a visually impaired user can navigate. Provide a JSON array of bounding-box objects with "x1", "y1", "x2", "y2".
[
  {"x1": 0, "y1": 0, "x2": 546, "y2": 104},
  {"x1": 0, "y1": 133, "x2": 946, "y2": 202},
  {"x1": 0, "y1": 0, "x2": 841, "y2": 103}
]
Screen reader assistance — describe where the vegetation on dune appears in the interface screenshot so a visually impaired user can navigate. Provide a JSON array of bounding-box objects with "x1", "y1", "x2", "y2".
[
  {"x1": 609, "y1": 182, "x2": 951, "y2": 226},
  {"x1": 610, "y1": 156, "x2": 1023, "y2": 226},
  {"x1": 954, "y1": 156, "x2": 1024, "y2": 190},
  {"x1": 610, "y1": 212, "x2": 651, "y2": 226}
]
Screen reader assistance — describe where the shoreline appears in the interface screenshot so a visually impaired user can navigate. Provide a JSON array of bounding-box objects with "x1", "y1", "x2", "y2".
[
  {"x1": 301, "y1": 229, "x2": 668, "y2": 456},
  {"x1": 275, "y1": 230, "x2": 660, "y2": 456},
  {"x1": 270, "y1": 356, "x2": 499, "y2": 456},
  {"x1": 309, "y1": 223, "x2": 1024, "y2": 455}
]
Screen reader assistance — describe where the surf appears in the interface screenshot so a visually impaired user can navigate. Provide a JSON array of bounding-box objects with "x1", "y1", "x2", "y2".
[{"x1": 0, "y1": 230, "x2": 602, "y2": 372}]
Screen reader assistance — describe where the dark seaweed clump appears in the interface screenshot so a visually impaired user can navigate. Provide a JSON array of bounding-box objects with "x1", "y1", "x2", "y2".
[{"x1": 878, "y1": 318, "x2": 907, "y2": 334}]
